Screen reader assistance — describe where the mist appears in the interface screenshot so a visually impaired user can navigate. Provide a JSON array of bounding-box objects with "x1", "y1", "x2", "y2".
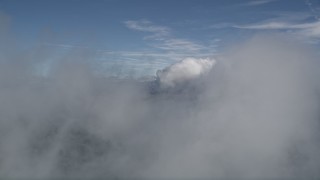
[{"x1": 0, "y1": 17, "x2": 320, "y2": 179}]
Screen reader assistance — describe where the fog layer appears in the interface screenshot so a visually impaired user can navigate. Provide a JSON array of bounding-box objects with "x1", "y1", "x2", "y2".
[{"x1": 0, "y1": 30, "x2": 319, "y2": 178}]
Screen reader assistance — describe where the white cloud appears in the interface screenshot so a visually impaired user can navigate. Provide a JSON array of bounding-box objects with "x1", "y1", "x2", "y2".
[{"x1": 156, "y1": 57, "x2": 215, "y2": 88}]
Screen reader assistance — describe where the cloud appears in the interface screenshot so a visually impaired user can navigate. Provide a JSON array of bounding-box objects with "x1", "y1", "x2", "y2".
[
  {"x1": 235, "y1": 21, "x2": 318, "y2": 30},
  {"x1": 234, "y1": 22, "x2": 295, "y2": 29},
  {"x1": 124, "y1": 20, "x2": 170, "y2": 39},
  {"x1": 122, "y1": 20, "x2": 213, "y2": 75},
  {"x1": 1, "y1": 30, "x2": 320, "y2": 179},
  {"x1": 124, "y1": 20, "x2": 208, "y2": 55},
  {"x1": 243, "y1": 0, "x2": 278, "y2": 6},
  {"x1": 305, "y1": 0, "x2": 320, "y2": 20},
  {"x1": 42, "y1": 43, "x2": 92, "y2": 49},
  {"x1": 98, "y1": 50, "x2": 215, "y2": 78},
  {"x1": 1, "y1": 12, "x2": 320, "y2": 179},
  {"x1": 235, "y1": 21, "x2": 320, "y2": 39},
  {"x1": 157, "y1": 38, "x2": 205, "y2": 52},
  {"x1": 156, "y1": 57, "x2": 215, "y2": 88}
]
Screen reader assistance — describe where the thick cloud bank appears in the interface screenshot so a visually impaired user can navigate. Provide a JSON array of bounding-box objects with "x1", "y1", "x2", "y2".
[{"x1": 0, "y1": 34, "x2": 320, "y2": 179}]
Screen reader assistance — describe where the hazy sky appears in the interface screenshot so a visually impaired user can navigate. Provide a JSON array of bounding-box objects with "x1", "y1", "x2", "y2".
[{"x1": 0, "y1": 0, "x2": 319, "y2": 76}]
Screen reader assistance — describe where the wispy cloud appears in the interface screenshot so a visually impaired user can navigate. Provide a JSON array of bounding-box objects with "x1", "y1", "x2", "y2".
[
  {"x1": 124, "y1": 20, "x2": 170, "y2": 39},
  {"x1": 124, "y1": 20, "x2": 208, "y2": 54},
  {"x1": 235, "y1": 21, "x2": 315, "y2": 30},
  {"x1": 42, "y1": 43, "x2": 92, "y2": 49},
  {"x1": 242, "y1": 0, "x2": 278, "y2": 6},
  {"x1": 157, "y1": 39, "x2": 205, "y2": 52},
  {"x1": 234, "y1": 21, "x2": 320, "y2": 39},
  {"x1": 232, "y1": 0, "x2": 320, "y2": 42},
  {"x1": 305, "y1": 0, "x2": 320, "y2": 20}
]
